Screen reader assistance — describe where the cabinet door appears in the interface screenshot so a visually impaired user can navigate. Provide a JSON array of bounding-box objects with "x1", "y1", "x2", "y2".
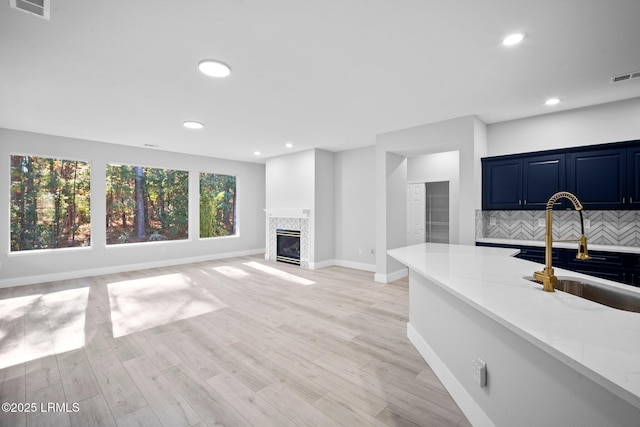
[
  {"x1": 482, "y1": 158, "x2": 522, "y2": 210},
  {"x1": 627, "y1": 146, "x2": 640, "y2": 208},
  {"x1": 516, "y1": 246, "x2": 564, "y2": 266},
  {"x1": 567, "y1": 149, "x2": 626, "y2": 209},
  {"x1": 522, "y1": 154, "x2": 566, "y2": 209}
]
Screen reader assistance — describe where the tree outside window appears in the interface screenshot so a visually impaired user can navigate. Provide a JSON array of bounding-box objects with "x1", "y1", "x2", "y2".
[
  {"x1": 10, "y1": 155, "x2": 91, "y2": 251},
  {"x1": 106, "y1": 165, "x2": 188, "y2": 244},
  {"x1": 200, "y1": 173, "x2": 236, "y2": 238}
]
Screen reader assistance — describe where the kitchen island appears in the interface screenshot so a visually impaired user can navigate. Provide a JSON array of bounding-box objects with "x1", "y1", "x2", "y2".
[{"x1": 388, "y1": 243, "x2": 640, "y2": 427}]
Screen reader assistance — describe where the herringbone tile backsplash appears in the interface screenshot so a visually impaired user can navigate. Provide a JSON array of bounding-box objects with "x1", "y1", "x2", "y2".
[{"x1": 477, "y1": 210, "x2": 640, "y2": 247}]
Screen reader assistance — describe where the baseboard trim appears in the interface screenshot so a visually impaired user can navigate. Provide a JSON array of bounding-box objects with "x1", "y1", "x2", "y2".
[
  {"x1": 0, "y1": 248, "x2": 266, "y2": 288},
  {"x1": 407, "y1": 322, "x2": 494, "y2": 427},
  {"x1": 309, "y1": 259, "x2": 335, "y2": 270},
  {"x1": 332, "y1": 259, "x2": 376, "y2": 272},
  {"x1": 2, "y1": 252, "x2": 384, "y2": 288},
  {"x1": 374, "y1": 268, "x2": 408, "y2": 283},
  {"x1": 306, "y1": 259, "x2": 376, "y2": 273}
]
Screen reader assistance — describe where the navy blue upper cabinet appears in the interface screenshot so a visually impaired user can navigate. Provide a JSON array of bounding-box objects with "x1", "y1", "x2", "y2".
[
  {"x1": 482, "y1": 154, "x2": 565, "y2": 210},
  {"x1": 482, "y1": 157, "x2": 522, "y2": 209},
  {"x1": 482, "y1": 140, "x2": 640, "y2": 211},
  {"x1": 523, "y1": 154, "x2": 566, "y2": 208},
  {"x1": 628, "y1": 146, "x2": 640, "y2": 208},
  {"x1": 567, "y1": 148, "x2": 626, "y2": 209}
]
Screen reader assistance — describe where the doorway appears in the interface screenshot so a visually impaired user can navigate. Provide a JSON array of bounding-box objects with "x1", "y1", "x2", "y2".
[{"x1": 406, "y1": 181, "x2": 450, "y2": 245}]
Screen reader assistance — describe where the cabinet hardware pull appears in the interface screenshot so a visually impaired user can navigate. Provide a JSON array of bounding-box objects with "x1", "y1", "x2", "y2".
[
  {"x1": 588, "y1": 256, "x2": 608, "y2": 261},
  {"x1": 524, "y1": 200, "x2": 527, "y2": 205}
]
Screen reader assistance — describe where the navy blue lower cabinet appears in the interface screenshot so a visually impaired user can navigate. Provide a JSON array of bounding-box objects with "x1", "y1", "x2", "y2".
[
  {"x1": 517, "y1": 246, "x2": 564, "y2": 265},
  {"x1": 476, "y1": 242, "x2": 639, "y2": 286}
]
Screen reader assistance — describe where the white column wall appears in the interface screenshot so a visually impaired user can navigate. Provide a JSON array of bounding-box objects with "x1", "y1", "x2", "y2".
[
  {"x1": 265, "y1": 148, "x2": 336, "y2": 268},
  {"x1": 375, "y1": 115, "x2": 487, "y2": 282}
]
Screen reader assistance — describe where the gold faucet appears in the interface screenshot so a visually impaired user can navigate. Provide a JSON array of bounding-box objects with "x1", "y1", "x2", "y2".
[{"x1": 534, "y1": 191, "x2": 590, "y2": 292}]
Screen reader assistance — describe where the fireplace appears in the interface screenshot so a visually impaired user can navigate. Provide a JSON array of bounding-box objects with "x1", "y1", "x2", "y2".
[
  {"x1": 265, "y1": 209, "x2": 309, "y2": 268},
  {"x1": 276, "y1": 229, "x2": 301, "y2": 265}
]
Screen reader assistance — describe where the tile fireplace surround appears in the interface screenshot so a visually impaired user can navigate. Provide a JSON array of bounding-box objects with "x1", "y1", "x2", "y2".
[{"x1": 265, "y1": 209, "x2": 310, "y2": 268}]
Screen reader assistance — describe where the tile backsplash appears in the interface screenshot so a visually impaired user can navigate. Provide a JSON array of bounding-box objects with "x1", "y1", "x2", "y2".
[{"x1": 476, "y1": 210, "x2": 640, "y2": 247}]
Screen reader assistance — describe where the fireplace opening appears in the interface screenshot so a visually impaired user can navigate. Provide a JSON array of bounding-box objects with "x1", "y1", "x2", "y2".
[{"x1": 276, "y1": 229, "x2": 301, "y2": 265}]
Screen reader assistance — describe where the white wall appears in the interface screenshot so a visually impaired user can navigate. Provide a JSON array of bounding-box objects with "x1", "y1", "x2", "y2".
[
  {"x1": 264, "y1": 149, "x2": 315, "y2": 209},
  {"x1": 407, "y1": 151, "x2": 460, "y2": 244},
  {"x1": 375, "y1": 115, "x2": 487, "y2": 282},
  {"x1": 314, "y1": 149, "x2": 335, "y2": 265},
  {"x1": 374, "y1": 151, "x2": 408, "y2": 282},
  {"x1": 265, "y1": 148, "x2": 336, "y2": 267},
  {"x1": 334, "y1": 146, "x2": 376, "y2": 271},
  {"x1": 488, "y1": 97, "x2": 640, "y2": 157},
  {"x1": 0, "y1": 128, "x2": 266, "y2": 287}
]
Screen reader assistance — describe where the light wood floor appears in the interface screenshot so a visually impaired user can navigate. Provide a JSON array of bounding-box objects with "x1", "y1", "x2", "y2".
[{"x1": 0, "y1": 255, "x2": 471, "y2": 427}]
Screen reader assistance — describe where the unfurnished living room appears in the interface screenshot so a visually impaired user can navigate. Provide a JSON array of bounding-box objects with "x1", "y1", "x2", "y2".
[{"x1": 2, "y1": 1, "x2": 640, "y2": 426}]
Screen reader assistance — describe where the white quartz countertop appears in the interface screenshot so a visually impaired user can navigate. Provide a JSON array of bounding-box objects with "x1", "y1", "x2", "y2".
[
  {"x1": 476, "y1": 237, "x2": 640, "y2": 254},
  {"x1": 388, "y1": 243, "x2": 640, "y2": 410}
]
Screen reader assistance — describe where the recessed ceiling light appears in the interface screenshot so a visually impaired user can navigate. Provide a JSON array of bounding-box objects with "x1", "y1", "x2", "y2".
[
  {"x1": 503, "y1": 33, "x2": 525, "y2": 46},
  {"x1": 198, "y1": 60, "x2": 231, "y2": 78},
  {"x1": 183, "y1": 121, "x2": 204, "y2": 129},
  {"x1": 545, "y1": 98, "x2": 560, "y2": 106},
  {"x1": 285, "y1": 143, "x2": 293, "y2": 148},
  {"x1": 254, "y1": 151, "x2": 261, "y2": 156}
]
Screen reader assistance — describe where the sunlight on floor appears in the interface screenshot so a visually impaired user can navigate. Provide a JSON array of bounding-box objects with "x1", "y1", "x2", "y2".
[
  {"x1": 0, "y1": 287, "x2": 89, "y2": 370},
  {"x1": 243, "y1": 261, "x2": 316, "y2": 286},
  {"x1": 212, "y1": 265, "x2": 250, "y2": 279},
  {"x1": 107, "y1": 273, "x2": 228, "y2": 338}
]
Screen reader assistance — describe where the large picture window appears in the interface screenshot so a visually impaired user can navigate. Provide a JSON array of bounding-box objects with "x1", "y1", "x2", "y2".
[
  {"x1": 10, "y1": 155, "x2": 91, "y2": 251},
  {"x1": 106, "y1": 165, "x2": 188, "y2": 244},
  {"x1": 199, "y1": 173, "x2": 236, "y2": 238}
]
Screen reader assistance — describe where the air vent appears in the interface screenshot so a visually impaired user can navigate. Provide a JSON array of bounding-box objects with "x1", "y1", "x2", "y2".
[
  {"x1": 10, "y1": 0, "x2": 50, "y2": 20},
  {"x1": 611, "y1": 70, "x2": 640, "y2": 84}
]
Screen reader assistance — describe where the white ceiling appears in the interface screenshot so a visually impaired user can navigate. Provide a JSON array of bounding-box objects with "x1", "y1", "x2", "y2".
[{"x1": 1, "y1": 1, "x2": 640, "y2": 163}]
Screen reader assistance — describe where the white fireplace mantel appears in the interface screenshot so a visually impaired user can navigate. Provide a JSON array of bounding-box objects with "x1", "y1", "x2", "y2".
[{"x1": 263, "y1": 208, "x2": 310, "y2": 218}]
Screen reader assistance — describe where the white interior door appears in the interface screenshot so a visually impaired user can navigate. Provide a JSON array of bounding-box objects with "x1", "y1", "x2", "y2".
[{"x1": 406, "y1": 183, "x2": 426, "y2": 246}]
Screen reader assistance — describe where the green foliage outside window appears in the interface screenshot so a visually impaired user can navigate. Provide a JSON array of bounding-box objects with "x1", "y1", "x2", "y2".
[
  {"x1": 106, "y1": 165, "x2": 188, "y2": 244},
  {"x1": 10, "y1": 155, "x2": 91, "y2": 251},
  {"x1": 200, "y1": 173, "x2": 236, "y2": 238}
]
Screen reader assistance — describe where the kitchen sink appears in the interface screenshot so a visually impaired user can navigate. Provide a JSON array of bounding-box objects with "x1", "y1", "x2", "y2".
[{"x1": 528, "y1": 277, "x2": 640, "y2": 313}]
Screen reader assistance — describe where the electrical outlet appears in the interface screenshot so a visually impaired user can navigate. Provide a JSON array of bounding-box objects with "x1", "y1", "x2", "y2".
[
  {"x1": 358, "y1": 249, "x2": 363, "y2": 255},
  {"x1": 472, "y1": 358, "x2": 487, "y2": 388},
  {"x1": 489, "y1": 218, "x2": 497, "y2": 226},
  {"x1": 584, "y1": 219, "x2": 591, "y2": 229},
  {"x1": 537, "y1": 218, "x2": 545, "y2": 227}
]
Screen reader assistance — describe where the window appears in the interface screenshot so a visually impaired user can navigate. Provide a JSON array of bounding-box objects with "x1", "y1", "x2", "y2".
[
  {"x1": 106, "y1": 165, "x2": 188, "y2": 244},
  {"x1": 10, "y1": 155, "x2": 91, "y2": 251},
  {"x1": 199, "y1": 173, "x2": 236, "y2": 238}
]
